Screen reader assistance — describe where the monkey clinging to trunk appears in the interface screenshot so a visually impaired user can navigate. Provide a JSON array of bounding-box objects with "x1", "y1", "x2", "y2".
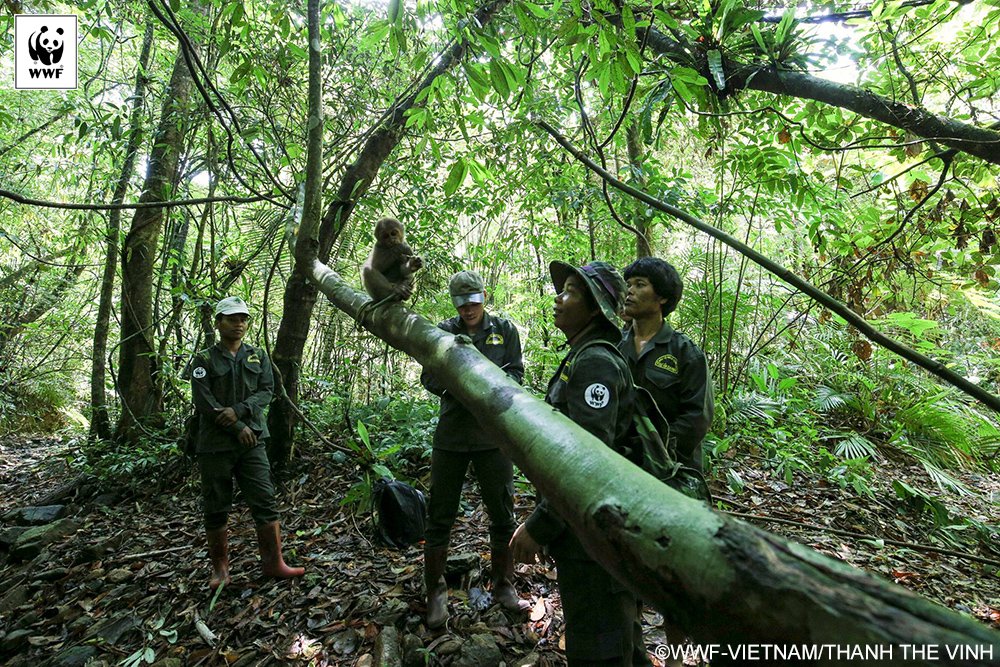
[{"x1": 358, "y1": 217, "x2": 423, "y2": 322}]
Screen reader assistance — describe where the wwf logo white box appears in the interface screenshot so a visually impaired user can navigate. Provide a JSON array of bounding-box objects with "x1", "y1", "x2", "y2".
[{"x1": 14, "y1": 15, "x2": 78, "y2": 90}]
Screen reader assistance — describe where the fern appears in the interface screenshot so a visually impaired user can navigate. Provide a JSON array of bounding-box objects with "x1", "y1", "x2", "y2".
[{"x1": 727, "y1": 390, "x2": 781, "y2": 425}]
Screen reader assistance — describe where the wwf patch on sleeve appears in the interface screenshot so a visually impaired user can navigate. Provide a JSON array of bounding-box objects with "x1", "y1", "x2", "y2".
[
  {"x1": 584, "y1": 383, "x2": 610, "y2": 409},
  {"x1": 192, "y1": 366, "x2": 207, "y2": 379}
]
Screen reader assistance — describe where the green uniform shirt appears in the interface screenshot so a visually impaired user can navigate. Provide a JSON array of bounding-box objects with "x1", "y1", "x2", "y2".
[
  {"x1": 619, "y1": 322, "x2": 714, "y2": 471},
  {"x1": 420, "y1": 312, "x2": 524, "y2": 452},
  {"x1": 190, "y1": 342, "x2": 274, "y2": 453},
  {"x1": 524, "y1": 326, "x2": 634, "y2": 558}
]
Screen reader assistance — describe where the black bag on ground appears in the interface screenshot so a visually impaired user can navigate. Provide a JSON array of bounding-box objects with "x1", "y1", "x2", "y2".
[{"x1": 372, "y1": 477, "x2": 427, "y2": 548}]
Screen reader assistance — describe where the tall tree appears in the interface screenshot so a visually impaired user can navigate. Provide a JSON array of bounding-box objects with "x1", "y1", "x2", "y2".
[
  {"x1": 91, "y1": 21, "x2": 155, "y2": 442},
  {"x1": 267, "y1": 0, "x2": 511, "y2": 464},
  {"x1": 115, "y1": 24, "x2": 198, "y2": 442}
]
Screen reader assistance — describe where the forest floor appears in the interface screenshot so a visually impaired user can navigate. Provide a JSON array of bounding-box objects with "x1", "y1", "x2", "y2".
[{"x1": 0, "y1": 435, "x2": 998, "y2": 667}]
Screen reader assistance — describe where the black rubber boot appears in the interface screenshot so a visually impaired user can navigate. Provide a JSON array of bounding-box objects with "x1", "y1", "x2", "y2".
[{"x1": 424, "y1": 545, "x2": 449, "y2": 629}]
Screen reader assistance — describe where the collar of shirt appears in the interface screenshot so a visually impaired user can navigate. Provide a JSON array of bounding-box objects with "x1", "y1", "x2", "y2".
[
  {"x1": 214, "y1": 341, "x2": 250, "y2": 361},
  {"x1": 623, "y1": 320, "x2": 675, "y2": 361},
  {"x1": 459, "y1": 311, "x2": 494, "y2": 339}
]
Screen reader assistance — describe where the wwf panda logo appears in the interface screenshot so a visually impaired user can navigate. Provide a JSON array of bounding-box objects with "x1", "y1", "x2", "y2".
[{"x1": 28, "y1": 26, "x2": 65, "y2": 66}]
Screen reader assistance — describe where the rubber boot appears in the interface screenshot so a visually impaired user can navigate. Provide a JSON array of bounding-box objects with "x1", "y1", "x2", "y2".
[
  {"x1": 424, "y1": 545, "x2": 449, "y2": 629},
  {"x1": 491, "y1": 544, "x2": 530, "y2": 613},
  {"x1": 255, "y1": 521, "x2": 305, "y2": 579},
  {"x1": 207, "y1": 526, "x2": 231, "y2": 590}
]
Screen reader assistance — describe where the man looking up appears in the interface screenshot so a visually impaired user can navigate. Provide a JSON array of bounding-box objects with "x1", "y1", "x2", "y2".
[
  {"x1": 420, "y1": 271, "x2": 528, "y2": 628},
  {"x1": 190, "y1": 296, "x2": 304, "y2": 590},
  {"x1": 511, "y1": 261, "x2": 649, "y2": 665}
]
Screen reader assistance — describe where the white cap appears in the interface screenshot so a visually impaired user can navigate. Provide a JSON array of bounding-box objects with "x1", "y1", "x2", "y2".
[{"x1": 214, "y1": 296, "x2": 250, "y2": 317}]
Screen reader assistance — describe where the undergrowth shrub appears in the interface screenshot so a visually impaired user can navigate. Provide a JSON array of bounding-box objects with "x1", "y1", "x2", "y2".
[
  {"x1": 338, "y1": 396, "x2": 437, "y2": 514},
  {"x1": 68, "y1": 422, "x2": 189, "y2": 492},
  {"x1": 0, "y1": 374, "x2": 81, "y2": 434},
  {"x1": 714, "y1": 319, "x2": 1000, "y2": 501}
]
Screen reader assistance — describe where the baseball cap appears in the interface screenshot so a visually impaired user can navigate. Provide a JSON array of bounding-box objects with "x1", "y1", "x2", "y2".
[
  {"x1": 549, "y1": 260, "x2": 625, "y2": 331},
  {"x1": 214, "y1": 296, "x2": 250, "y2": 317},
  {"x1": 449, "y1": 271, "x2": 485, "y2": 308}
]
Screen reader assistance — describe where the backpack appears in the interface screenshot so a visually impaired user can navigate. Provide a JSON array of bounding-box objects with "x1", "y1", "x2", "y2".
[
  {"x1": 577, "y1": 340, "x2": 712, "y2": 503},
  {"x1": 371, "y1": 478, "x2": 427, "y2": 548}
]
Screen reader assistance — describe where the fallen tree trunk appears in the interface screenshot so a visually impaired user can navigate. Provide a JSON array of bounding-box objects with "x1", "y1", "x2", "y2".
[{"x1": 301, "y1": 260, "x2": 999, "y2": 665}]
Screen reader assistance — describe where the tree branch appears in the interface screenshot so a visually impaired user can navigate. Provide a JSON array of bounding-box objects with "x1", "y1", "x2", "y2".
[
  {"x1": 640, "y1": 27, "x2": 1000, "y2": 165},
  {"x1": 0, "y1": 188, "x2": 272, "y2": 211},
  {"x1": 535, "y1": 119, "x2": 1000, "y2": 415}
]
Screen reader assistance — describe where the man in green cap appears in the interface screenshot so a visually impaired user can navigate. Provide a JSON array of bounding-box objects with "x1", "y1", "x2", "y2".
[
  {"x1": 190, "y1": 296, "x2": 304, "y2": 590},
  {"x1": 510, "y1": 261, "x2": 650, "y2": 666},
  {"x1": 419, "y1": 270, "x2": 528, "y2": 628}
]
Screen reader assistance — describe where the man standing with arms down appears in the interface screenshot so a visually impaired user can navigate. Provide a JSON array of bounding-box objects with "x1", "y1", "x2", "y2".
[
  {"x1": 620, "y1": 257, "x2": 713, "y2": 474},
  {"x1": 620, "y1": 257, "x2": 713, "y2": 666},
  {"x1": 190, "y1": 296, "x2": 305, "y2": 590},
  {"x1": 419, "y1": 271, "x2": 528, "y2": 628}
]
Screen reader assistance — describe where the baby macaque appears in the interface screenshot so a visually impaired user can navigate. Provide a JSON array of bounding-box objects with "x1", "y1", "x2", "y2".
[{"x1": 359, "y1": 217, "x2": 423, "y2": 318}]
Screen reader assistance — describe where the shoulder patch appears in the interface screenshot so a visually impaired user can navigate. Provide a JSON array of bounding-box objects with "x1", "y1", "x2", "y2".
[
  {"x1": 485, "y1": 333, "x2": 504, "y2": 346},
  {"x1": 247, "y1": 353, "x2": 261, "y2": 364},
  {"x1": 584, "y1": 383, "x2": 610, "y2": 409},
  {"x1": 192, "y1": 366, "x2": 207, "y2": 379},
  {"x1": 654, "y1": 354, "x2": 678, "y2": 374}
]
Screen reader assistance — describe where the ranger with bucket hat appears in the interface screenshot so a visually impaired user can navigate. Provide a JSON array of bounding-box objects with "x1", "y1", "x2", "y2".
[{"x1": 510, "y1": 261, "x2": 649, "y2": 665}]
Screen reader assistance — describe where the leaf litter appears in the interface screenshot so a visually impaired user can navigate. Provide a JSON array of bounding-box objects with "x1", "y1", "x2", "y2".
[{"x1": 0, "y1": 435, "x2": 997, "y2": 666}]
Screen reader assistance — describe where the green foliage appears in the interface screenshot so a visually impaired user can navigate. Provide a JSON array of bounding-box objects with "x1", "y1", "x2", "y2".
[
  {"x1": 892, "y1": 479, "x2": 952, "y2": 527},
  {"x1": 0, "y1": 373, "x2": 80, "y2": 435},
  {"x1": 714, "y1": 306, "x2": 999, "y2": 502},
  {"x1": 73, "y1": 428, "x2": 187, "y2": 490},
  {"x1": 350, "y1": 397, "x2": 437, "y2": 466},
  {"x1": 337, "y1": 397, "x2": 437, "y2": 515}
]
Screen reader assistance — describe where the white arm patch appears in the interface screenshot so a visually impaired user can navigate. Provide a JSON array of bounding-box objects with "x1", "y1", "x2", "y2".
[{"x1": 584, "y1": 383, "x2": 610, "y2": 409}]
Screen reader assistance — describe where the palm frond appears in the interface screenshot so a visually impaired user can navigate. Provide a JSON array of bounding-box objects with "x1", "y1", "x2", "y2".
[
  {"x1": 727, "y1": 390, "x2": 781, "y2": 425},
  {"x1": 814, "y1": 385, "x2": 850, "y2": 413},
  {"x1": 830, "y1": 433, "x2": 880, "y2": 461},
  {"x1": 921, "y1": 461, "x2": 976, "y2": 496},
  {"x1": 893, "y1": 393, "x2": 975, "y2": 469}
]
